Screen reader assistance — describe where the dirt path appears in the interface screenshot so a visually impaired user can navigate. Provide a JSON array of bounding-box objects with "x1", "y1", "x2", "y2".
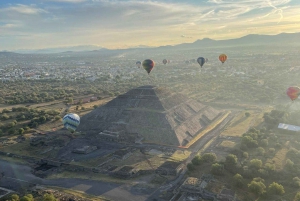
[{"x1": 0, "y1": 159, "x2": 148, "y2": 201}]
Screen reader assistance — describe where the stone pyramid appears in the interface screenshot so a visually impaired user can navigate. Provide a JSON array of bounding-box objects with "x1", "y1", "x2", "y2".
[{"x1": 78, "y1": 85, "x2": 222, "y2": 146}]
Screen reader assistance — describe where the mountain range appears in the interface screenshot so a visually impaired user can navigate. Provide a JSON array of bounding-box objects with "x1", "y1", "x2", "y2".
[{"x1": 2, "y1": 32, "x2": 300, "y2": 54}]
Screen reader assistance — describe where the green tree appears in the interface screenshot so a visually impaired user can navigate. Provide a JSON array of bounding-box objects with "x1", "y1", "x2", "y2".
[
  {"x1": 75, "y1": 105, "x2": 79, "y2": 110},
  {"x1": 211, "y1": 163, "x2": 223, "y2": 175},
  {"x1": 20, "y1": 194, "x2": 34, "y2": 201},
  {"x1": 256, "y1": 147, "x2": 265, "y2": 156},
  {"x1": 268, "y1": 148, "x2": 275, "y2": 155},
  {"x1": 225, "y1": 154, "x2": 238, "y2": 168},
  {"x1": 233, "y1": 173, "x2": 244, "y2": 187},
  {"x1": 294, "y1": 192, "x2": 300, "y2": 201},
  {"x1": 264, "y1": 163, "x2": 275, "y2": 172},
  {"x1": 245, "y1": 112, "x2": 251, "y2": 117},
  {"x1": 93, "y1": 105, "x2": 98, "y2": 109},
  {"x1": 268, "y1": 182, "x2": 285, "y2": 195},
  {"x1": 187, "y1": 163, "x2": 195, "y2": 171},
  {"x1": 243, "y1": 152, "x2": 249, "y2": 158},
  {"x1": 192, "y1": 155, "x2": 202, "y2": 165},
  {"x1": 260, "y1": 139, "x2": 268, "y2": 147},
  {"x1": 293, "y1": 177, "x2": 300, "y2": 187},
  {"x1": 201, "y1": 153, "x2": 217, "y2": 163},
  {"x1": 249, "y1": 159, "x2": 262, "y2": 170},
  {"x1": 285, "y1": 159, "x2": 295, "y2": 171},
  {"x1": 10, "y1": 194, "x2": 20, "y2": 201},
  {"x1": 42, "y1": 193, "x2": 57, "y2": 201},
  {"x1": 1, "y1": 113, "x2": 10, "y2": 120},
  {"x1": 18, "y1": 128, "x2": 24, "y2": 135},
  {"x1": 248, "y1": 180, "x2": 266, "y2": 196}
]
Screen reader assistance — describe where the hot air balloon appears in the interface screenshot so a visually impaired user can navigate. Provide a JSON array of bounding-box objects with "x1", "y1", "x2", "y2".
[
  {"x1": 63, "y1": 113, "x2": 80, "y2": 133},
  {"x1": 205, "y1": 58, "x2": 208, "y2": 63},
  {"x1": 163, "y1": 59, "x2": 167, "y2": 65},
  {"x1": 136, "y1": 61, "x2": 141, "y2": 68},
  {"x1": 197, "y1": 57, "x2": 205, "y2": 67},
  {"x1": 142, "y1": 59, "x2": 155, "y2": 74},
  {"x1": 287, "y1": 86, "x2": 300, "y2": 101},
  {"x1": 219, "y1": 54, "x2": 227, "y2": 64},
  {"x1": 167, "y1": 60, "x2": 170, "y2": 64}
]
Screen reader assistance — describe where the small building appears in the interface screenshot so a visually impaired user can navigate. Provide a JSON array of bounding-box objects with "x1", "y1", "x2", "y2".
[
  {"x1": 111, "y1": 166, "x2": 139, "y2": 179},
  {"x1": 113, "y1": 148, "x2": 135, "y2": 160},
  {"x1": 72, "y1": 146, "x2": 97, "y2": 154},
  {"x1": 217, "y1": 188, "x2": 236, "y2": 201},
  {"x1": 156, "y1": 161, "x2": 184, "y2": 176},
  {"x1": 98, "y1": 130, "x2": 122, "y2": 142}
]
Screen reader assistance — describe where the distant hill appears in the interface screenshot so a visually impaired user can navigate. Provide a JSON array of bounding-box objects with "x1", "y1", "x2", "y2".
[
  {"x1": 6, "y1": 32, "x2": 300, "y2": 54},
  {"x1": 165, "y1": 32, "x2": 300, "y2": 49},
  {"x1": 14, "y1": 45, "x2": 105, "y2": 54}
]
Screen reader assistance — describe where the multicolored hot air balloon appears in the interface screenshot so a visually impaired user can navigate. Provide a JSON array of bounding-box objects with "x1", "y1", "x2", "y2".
[
  {"x1": 197, "y1": 57, "x2": 205, "y2": 68},
  {"x1": 142, "y1": 59, "x2": 155, "y2": 74},
  {"x1": 287, "y1": 86, "x2": 300, "y2": 101},
  {"x1": 163, "y1": 59, "x2": 167, "y2": 65},
  {"x1": 63, "y1": 113, "x2": 80, "y2": 133},
  {"x1": 136, "y1": 61, "x2": 141, "y2": 68},
  {"x1": 219, "y1": 54, "x2": 227, "y2": 64}
]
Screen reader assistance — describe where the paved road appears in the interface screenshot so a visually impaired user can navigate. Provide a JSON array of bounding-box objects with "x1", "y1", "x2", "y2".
[
  {"x1": 146, "y1": 113, "x2": 235, "y2": 201},
  {"x1": 0, "y1": 160, "x2": 148, "y2": 201}
]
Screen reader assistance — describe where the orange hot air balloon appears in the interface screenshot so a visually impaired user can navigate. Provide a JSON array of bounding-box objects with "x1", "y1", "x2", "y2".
[
  {"x1": 219, "y1": 54, "x2": 227, "y2": 64},
  {"x1": 287, "y1": 86, "x2": 300, "y2": 101}
]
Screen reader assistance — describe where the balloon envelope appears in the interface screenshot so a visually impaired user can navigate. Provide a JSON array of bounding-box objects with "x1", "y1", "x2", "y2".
[
  {"x1": 197, "y1": 57, "x2": 205, "y2": 67},
  {"x1": 287, "y1": 86, "x2": 300, "y2": 101},
  {"x1": 136, "y1": 61, "x2": 141, "y2": 68},
  {"x1": 163, "y1": 59, "x2": 167, "y2": 65},
  {"x1": 63, "y1": 113, "x2": 80, "y2": 133},
  {"x1": 142, "y1": 59, "x2": 155, "y2": 74},
  {"x1": 219, "y1": 54, "x2": 227, "y2": 63}
]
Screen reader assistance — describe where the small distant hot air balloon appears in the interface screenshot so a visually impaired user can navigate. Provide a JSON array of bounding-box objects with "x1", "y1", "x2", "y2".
[
  {"x1": 142, "y1": 59, "x2": 155, "y2": 75},
  {"x1": 63, "y1": 113, "x2": 80, "y2": 133},
  {"x1": 197, "y1": 57, "x2": 205, "y2": 68},
  {"x1": 219, "y1": 54, "x2": 227, "y2": 64},
  {"x1": 287, "y1": 86, "x2": 300, "y2": 101},
  {"x1": 167, "y1": 60, "x2": 170, "y2": 64},
  {"x1": 163, "y1": 59, "x2": 167, "y2": 65},
  {"x1": 136, "y1": 61, "x2": 141, "y2": 68}
]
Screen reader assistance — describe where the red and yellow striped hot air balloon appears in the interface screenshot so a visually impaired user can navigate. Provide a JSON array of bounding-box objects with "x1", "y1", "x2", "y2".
[
  {"x1": 219, "y1": 54, "x2": 227, "y2": 64},
  {"x1": 287, "y1": 86, "x2": 300, "y2": 101}
]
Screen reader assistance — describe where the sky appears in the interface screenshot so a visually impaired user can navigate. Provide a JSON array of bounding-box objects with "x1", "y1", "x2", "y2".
[{"x1": 0, "y1": 0, "x2": 300, "y2": 50}]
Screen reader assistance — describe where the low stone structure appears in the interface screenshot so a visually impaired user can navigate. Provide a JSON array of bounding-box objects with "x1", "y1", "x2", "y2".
[
  {"x1": 156, "y1": 161, "x2": 184, "y2": 176},
  {"x1": 111, "y1": 166, "x2": 139, "y2": 179},
  {"x1": 72, "y1": 146, "x2": 97, "y2": 154},
  {"x1": 113, "y1": 148, "x2": 134, "y2": 160}
]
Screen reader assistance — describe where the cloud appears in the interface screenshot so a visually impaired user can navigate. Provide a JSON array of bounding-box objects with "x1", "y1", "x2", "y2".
[
  {"x1": 44, "y1": 0, "x2": 87, "y2": 3},
  {"x1": 0, "y1": 0, "x2": 298, "y2": 50},
  {"x1": 1, "y1": 4, "x2": 47, "y2": 15}
]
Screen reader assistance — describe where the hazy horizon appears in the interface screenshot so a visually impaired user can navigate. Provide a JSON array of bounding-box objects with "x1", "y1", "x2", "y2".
[{"x1": 1, "y1": 0, "x2": 300, "y2": 51}]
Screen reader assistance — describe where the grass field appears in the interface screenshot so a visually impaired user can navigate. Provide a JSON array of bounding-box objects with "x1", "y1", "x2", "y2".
[
  {"x1": 53, "y1": 187, "x2": 110, "y2": 201},
  {"x1": 266, "y1": 148, "x2": 288, "y2": 171},
  {"x1": 219, "y1": 140, "x2": 236, "y2": 148},
  {"x1": 221, "y1": 111, "x2": 264, "y2": 137},
  {"x1": 48, "y1": 171, "x2": 132, "y2": 184}
]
